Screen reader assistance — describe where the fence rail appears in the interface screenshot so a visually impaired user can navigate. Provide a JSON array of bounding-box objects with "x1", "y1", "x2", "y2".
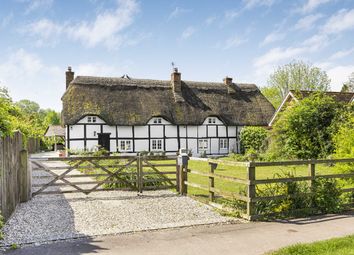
[{"x1": 179, "y1": 158, "x2": 354, "y2": 221}]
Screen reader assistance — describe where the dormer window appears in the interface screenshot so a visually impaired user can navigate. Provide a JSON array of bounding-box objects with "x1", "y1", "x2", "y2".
[
  {"x1": 208, "y1": 117, "x2": 216, "y2": 124},
  {"x1": 153, "y1": 118, "x2": 162, "y2": 124},
  {"x1": 87, "y1": 116, "x2": 97, "y2": 123}
]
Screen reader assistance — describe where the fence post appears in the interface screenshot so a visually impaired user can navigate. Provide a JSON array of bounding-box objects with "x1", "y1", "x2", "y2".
[
  {"x1": 178, "y1": 156, "x2": 189, "y2": 195},
  {"x1": 19, "y1": 150, "x2": 31, "y2": 202},
  {"x1": 308, "y1": 162, "x2": 315, "y2": 188},
  {"x1": 138, "y1": 155, "x2": 143, "y2": 193},
  {"x1": 208, "y1": 162, "x2": 217, "y2": 202},
  {"x1": 247, "y1": 163, "x2": 256, "y2": 221},
  {"x1": 176, "y1": 158, "x2": 180, "y2": 192}
]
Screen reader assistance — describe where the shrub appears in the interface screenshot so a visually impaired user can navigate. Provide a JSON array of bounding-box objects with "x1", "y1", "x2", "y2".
[
  {"x1": 312, "y1": 178, "x2": 342, "y2": 214},
  {"x1": 240, "y1": 126, "x2": 268, "y2": 153},
  {"x1": 270, "y1": 93, "x2": 341, "y2": 159},
  {"x1": 92, "y1": 148, "x2": 109, "y2": 157},
  {"x1": 255, "y1": 173, "x2": 344, "y2": 218}
]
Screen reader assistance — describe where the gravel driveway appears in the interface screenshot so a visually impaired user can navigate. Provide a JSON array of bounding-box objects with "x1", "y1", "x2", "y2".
[{"x1": 1, "y1": 156, "x2": 234, "y2": 247}]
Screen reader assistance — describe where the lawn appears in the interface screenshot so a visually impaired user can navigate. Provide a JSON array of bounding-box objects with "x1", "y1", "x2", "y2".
[{"x1": 267, "y1": 235, "x2": 354, "y2": 255}]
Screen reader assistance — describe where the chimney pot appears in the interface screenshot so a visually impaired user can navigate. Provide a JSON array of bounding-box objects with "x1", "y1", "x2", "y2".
[{"x1": 66, "y1": 66, "x2": 74, "y2": 89}]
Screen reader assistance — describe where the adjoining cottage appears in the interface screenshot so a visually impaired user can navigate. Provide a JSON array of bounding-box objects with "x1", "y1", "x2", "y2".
[
  {"x1": 61, "y1": 67, "x2": 275, "y2": 156},
  {"x1": 269, "y1": 90, "x2": 354, "y2": 126}
]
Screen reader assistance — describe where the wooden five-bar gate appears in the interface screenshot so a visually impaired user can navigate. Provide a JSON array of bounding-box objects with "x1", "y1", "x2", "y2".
[{"x1": 30, "y1": 155, "x2": 178, "y2": 196}]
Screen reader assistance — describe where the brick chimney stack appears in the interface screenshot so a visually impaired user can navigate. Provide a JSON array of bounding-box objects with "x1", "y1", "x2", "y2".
[
  {"x1": 66, "y1": 66, "x2": 74, "y2": 89},
  {"x1": 223, "y1": 76, "x2": 235, "y2": 94},
  {"x1": 171, "y1": 68, "x2": 181, "y2": 92}
]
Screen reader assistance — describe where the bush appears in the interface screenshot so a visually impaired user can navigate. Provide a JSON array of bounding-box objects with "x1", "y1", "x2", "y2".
[
  {"x1": 240, "y1": 126, "x2": 268, "y2": 153},
  {"x1": 255, "y1": 173, "x2": 344, "y2": 218},
  {"x1": 270, "y1": 93, "x2": 341, "y2": 159},
  {"x1": 312, "y1": 178, "x2": 342, "y2": 214}
]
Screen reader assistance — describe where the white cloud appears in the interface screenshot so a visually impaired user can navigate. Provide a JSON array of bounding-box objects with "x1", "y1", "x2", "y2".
[
  {"x1": 243, "y1": 0, "x2": 276, "y2": 9},
  {"x1": 300, "y1": 0, "x2": 330, "y2": 14},
  {"x1": 330, "y1": 47, "x2": 354, "y2": 60},
  {"x1": 68, "y1": 0, "x2": 139, "y2": 49},
  {"x1": 224, "y1": 36, "x2": 248, "y2": 49},
  {"x1": 254, "y1": 47, "x2": 306, "y2": 67},
  {"x1": 322, "y1": 8, "x2": 354, "y2": 34},
  {"x1": 294, "y1": 13, "x2": 323, "y2": 30},
  {"x1": 23, "y1": 0, "x2": 140, "y2": 49},
  {"x1": 327, "y1": 65, "x2": 354, "y2": 91},
  {"x1": 168, "y1": 7, "x2": 191, "y2": 20},
  {"x1": 0, "y1": 49, "x2": 63, "y2": 109},
  {"x1": 24, "y1": 18, "x2": 64, "y2": 46},
  {"x1": 25, "y1": 0, "x2": 54, "y2": 14},
  {"x1": 205, "y1": 16, "x2": 216, "y2": 25},
  {"x1": 181, "y1": 26, "x2": 196, "y2": 39},
  {"x1": 260, "y1": 31, "x2": 285, "y2": 47},
  {"x1": 1, "y1": 13, "x2": 13, "y2": 29}
]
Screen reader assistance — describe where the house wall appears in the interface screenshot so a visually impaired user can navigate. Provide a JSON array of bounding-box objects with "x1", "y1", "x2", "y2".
[{"x1": 66, "y1": 116, "x2": 242, "y2": 156}]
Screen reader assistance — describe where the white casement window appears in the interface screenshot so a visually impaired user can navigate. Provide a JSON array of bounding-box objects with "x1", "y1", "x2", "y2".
[
  {"x1": 151, "y1": 139, "x2": 162, "y2": 150},
  {"x1": 87, "y1": 116, "x2": 97, "y2": 123},
  {"x1": 153, "y1": 118, "x2": 162, "y2": 124},
  {"x1": 198, "y1": 139, "x2": 208, "y2": 150},
  {"x1": 120, "y1": 140, "x2": 132, "y2": 152},
  {"x1": 219, "y1": 139, "x2": 228, "y2": 150},
  {"x1": 208, "y1": 117, "x2": 216, "y2": 124}
]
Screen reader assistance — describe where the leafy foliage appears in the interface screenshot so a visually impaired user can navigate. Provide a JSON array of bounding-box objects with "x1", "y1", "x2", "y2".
[
  {"x1": 240, "y1": 126, "x2": 268, "y2": 153},
  {"x1": 262, "y1": 60, "x2": 330, "y2": 108},
  {"x1": 0, "y1": 86, "x2": 61, "y2": 147},
  {"x1": 269, "y1": 93, "x2": 341, "y2": 159}
]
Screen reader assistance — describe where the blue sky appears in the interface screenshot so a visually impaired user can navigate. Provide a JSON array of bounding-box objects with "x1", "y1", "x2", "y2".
[{"x1": 0, "y1": 0, "x2": 354, "y2": 110}]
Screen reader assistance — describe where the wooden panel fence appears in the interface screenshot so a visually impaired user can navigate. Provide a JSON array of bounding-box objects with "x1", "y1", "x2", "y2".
[
  {"x1": 0, "y1": 132, "x2": 31, "y2": 221},
  {"x1": 179, "y1": 158, "x2": 354, "y2": 221},
  {"x1": 27, "y1": 137, "x2": 40, "y2": 154}
]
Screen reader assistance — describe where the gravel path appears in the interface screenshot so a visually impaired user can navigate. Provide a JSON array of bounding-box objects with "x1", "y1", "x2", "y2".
[{"x1": 1, "y1": 158, "x2": 235, "y2": 247}]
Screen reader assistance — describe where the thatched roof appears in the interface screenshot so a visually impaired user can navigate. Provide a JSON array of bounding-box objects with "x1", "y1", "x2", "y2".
[
  {"x1": 290, "y1": 90, "x2": 354, "y2": 103},
  {"x1": 269, "y1": 90, "x2": 354, "y2": 126},
  {"x1": 44, "y1": 125, "x2": 65, "y2": 137},
  {"x1": 62, "y1": 76, "x2": 275, "y2": 126}
]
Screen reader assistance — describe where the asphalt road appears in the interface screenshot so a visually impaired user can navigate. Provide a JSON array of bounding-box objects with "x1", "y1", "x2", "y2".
[{"x1": 3, "y1": 212, "x2": 354, "y2": 255}]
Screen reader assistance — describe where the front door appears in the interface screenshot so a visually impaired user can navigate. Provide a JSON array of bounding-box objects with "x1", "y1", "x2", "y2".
[{"x1": 98, "y1": 133, "x2": 110, "y2": 151}]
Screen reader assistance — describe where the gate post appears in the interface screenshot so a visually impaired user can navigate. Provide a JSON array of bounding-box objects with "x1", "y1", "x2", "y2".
[{"x1": 19, "y1": 150, "x2": 31, "y2": 202}]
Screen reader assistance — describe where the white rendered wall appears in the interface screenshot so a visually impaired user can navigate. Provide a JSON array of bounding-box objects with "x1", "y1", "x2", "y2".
[{"x1": 66, "y1": 116, "x2": 242, "y2": 156}]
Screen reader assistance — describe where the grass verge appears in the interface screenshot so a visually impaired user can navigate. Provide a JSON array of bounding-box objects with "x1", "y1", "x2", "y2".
[{"x1": 267, "y1": 235, "x2": 354, "y2": 255}]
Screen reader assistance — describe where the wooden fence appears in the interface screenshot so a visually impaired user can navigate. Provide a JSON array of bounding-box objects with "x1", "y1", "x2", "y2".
[
  {"x1": 27, "y1": 137, "x2": 40, "y2": 154},
  {"x1": 0, "y1": 132, "x2": 31, "y2": 221},
  {"x1": 179, "y1": 158, "x2": 354, "y2": 221}
]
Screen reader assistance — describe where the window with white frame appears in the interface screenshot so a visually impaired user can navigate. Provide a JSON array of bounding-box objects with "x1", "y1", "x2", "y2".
[
  {"x1": 153, "y1": 118, "x2": 162, "y2": 124},
  {"x1": 219, "y1": 139, "x2": 228, "y2": 149},
  {"x1": 87, "y1": 116, "x2": 97, "y2": 123},
  {"x1": 151, "y1": 139, "x2": 162, "y2": 150},
  {"x1": 120, "y1": 140, "x2": 132, "y2": 151},
  {"x1": 208, "y1": 117, "x2": 216, "y2": 124},
  {"x1": 198, "y1": 139, "x2": 208, "y2": 150}
]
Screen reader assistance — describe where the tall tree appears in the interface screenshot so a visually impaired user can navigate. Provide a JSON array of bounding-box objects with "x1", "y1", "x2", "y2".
[
  {"x1": 262, "y1": 61, "x2": 331, "y2": 108},
  {"x1": 341, "y1": 72, "x2": 354, "y2": 92}
]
